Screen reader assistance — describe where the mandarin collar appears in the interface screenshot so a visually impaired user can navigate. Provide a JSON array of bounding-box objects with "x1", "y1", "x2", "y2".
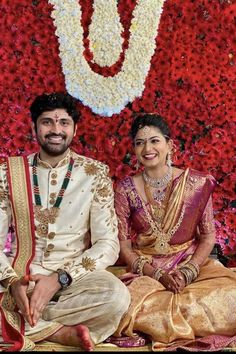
[{"x1": 35, "y1": 149, "x2": 72, "y2": 169}]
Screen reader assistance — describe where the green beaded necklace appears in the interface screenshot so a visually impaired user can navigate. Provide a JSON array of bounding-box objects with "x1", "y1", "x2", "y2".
[
  {"x1": 32, "y1": 153, "x2": 74, "y2": 238},
  {"x1": 32, "y1": 153, "x2": 74, "y2": 208}
]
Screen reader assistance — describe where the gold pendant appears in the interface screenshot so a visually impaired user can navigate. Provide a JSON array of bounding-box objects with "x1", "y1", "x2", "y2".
[
  {"x1": 34, "y1": 205, "x2": 60, "y2": 238},
  {"x1": 36, "y1": 223, "x2": 48, "y2": 237},
  {"x1": 34, "y1": 205, "x2": 60, "y2": 224},
  {"x1": 154, "y1": 232, "x2": 170, "y2": 254}
]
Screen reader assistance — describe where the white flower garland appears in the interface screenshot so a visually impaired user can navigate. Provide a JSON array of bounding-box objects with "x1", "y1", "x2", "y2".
[
  {"x1": 49, "y1": 0, "x2": 165, "y2": 116},
  {"x1": 89, "y1": 0, "x2": 123, "y2": 67}
]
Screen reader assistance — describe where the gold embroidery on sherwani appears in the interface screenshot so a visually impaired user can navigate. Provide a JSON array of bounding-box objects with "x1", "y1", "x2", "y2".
[
  {"x1": 0, "y1": 266, "x2": 16, "y2": 280},
  {"x1": 80, "y1": 256, "x2": 96, "y2": 271},
  {"x1": 73, "y1": 154, "x2": 85, "y2": 168},
  {"x1": 36, "y1": 151, "x2": 71, "y2": 168},
  {"x1": 97, "y1": 185, "x2": 110, "y2": 198},
  {"x1": 84, "y1": 162, "x2": 100, "y2": 176},
  {"x1": 34, "y1": 205, "x2": 59, "y2": 237},
  {"x1": 0, "y1": 189, "x2": 6, "y2": 203}
]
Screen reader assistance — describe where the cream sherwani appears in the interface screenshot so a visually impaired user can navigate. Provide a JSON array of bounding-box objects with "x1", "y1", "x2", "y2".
[{"x1": 0, "y1": 150, "x2": 130, "y2": 347}]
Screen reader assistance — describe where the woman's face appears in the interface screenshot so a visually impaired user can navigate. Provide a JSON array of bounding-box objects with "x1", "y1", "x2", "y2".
[{"x1": 134, "y1": 125, "x2": 172, "y2": 169}]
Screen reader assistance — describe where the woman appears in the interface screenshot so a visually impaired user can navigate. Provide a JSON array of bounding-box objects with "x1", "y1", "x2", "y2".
[{"x1": 111, "y1": 113, "x2": 236, "y2": 351}]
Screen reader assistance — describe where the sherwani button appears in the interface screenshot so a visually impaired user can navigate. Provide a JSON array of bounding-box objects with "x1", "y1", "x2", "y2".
[
  {"x1": 50, "y1": 192, "x2": 57, "y2": 198},
  {"x1": 48, "y1": 232, "x2": 56, "y2": 239}
]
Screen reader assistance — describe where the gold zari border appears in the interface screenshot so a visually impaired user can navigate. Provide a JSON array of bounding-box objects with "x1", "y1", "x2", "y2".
[
  {"x1": 1, "y1": 156, "x2": 35, "y2": 350},
  {"x1": 7, "y1": 156, "x2": 33, "y2": 277}
]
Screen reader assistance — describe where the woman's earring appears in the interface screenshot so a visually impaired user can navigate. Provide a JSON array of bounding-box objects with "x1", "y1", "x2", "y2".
[
  {"x1": 166, "y1": 152, "x2": 172, "y2": 167},
  {"x1": 134, "y1": 160, "x2": 140, "y2": 171}
]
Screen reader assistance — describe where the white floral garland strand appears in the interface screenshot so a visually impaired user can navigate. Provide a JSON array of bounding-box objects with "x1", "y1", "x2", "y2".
[
  {"x1": 49, "y1": 0, "x2": 165, "y2": 116},
  {"x1": 89, "y1": 0, "x2": 123, "y2": 67}
]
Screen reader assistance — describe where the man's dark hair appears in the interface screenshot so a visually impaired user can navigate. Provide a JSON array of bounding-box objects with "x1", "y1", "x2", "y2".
[
  {"x1": 30, "y1": 92, "x2": 80, "y2": 124},
  {"x1": 130, "y1": 113, "x2": 171, "y2": 141}
]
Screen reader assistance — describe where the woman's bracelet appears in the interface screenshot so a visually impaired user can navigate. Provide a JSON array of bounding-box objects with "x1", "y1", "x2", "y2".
[
  {"x1": 131, "y1": 255, "x2": 151, "y2": 275},
  {"x1": 179, "y1": 260, "x2": 200, "y2": 285},
  {"x1": 188, "y1": 260, "x2": 200, "y2": 274},
  {"x1": 152, "y1": 267, "x2": 165, "y2": 281}
]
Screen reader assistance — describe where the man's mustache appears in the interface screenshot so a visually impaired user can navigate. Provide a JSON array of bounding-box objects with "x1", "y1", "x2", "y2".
[{"x1": 45, "y1": 133, "x2": 66, "y2": 139}]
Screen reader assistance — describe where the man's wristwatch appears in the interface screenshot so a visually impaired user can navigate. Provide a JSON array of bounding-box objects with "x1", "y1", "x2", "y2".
[{"x1": 56, "y1": 269, "x2": 72, "y2": 290}]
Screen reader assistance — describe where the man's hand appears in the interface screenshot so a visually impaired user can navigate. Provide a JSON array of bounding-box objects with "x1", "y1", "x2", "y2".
[
  {"x1": 10, "y1": 276, "x2": 33, "y2": 327},
  {"x1": 29, "y1": 273, "x2": 61, "y2": 327}
]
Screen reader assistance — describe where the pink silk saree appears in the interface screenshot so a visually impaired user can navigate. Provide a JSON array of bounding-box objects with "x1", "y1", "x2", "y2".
[{"x1": 111, "y1": 168, "x2": 236, "y2": 351}]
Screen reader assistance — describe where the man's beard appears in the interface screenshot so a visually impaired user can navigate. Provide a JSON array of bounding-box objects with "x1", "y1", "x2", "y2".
[
  {"x1": 40, "y1": 143, "x2": 69, "y2": 156},
  {"x1": 37, "y1": 134, "x2": 72, "y2": 156}
]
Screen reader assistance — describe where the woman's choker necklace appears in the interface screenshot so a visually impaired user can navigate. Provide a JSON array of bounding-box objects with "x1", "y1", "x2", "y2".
[{"x1": 143, "y1": 167, "x2": 172, "y2": 189}]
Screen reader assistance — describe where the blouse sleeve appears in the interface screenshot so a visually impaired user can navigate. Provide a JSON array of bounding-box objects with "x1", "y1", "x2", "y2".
[
  {"x1": 198, "y1": 195, "x2": 216, "y2": 239},
  {"x1": 114, "y1": 181, "x2": 132, "y2": 240}
]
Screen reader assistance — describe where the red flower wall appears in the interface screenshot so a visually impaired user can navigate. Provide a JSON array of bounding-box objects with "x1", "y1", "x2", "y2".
[{"x1": 0, "y1": 0, "x2": 235, "y2": 264}]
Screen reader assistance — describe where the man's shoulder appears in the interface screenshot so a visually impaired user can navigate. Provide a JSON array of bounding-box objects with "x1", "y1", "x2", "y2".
[{"x1": 72, "y1": 152, "x2": 109, "y2": 175}]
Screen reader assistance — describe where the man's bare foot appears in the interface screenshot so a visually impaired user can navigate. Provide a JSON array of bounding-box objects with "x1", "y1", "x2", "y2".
[{"x1": 47, "y1": 324, "x2": 94, "y2": 351}]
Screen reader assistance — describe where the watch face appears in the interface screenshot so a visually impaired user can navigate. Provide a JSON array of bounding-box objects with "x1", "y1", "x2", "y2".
[{"x1": 60, "y1": 272, "x2": 69, "y2": 285}]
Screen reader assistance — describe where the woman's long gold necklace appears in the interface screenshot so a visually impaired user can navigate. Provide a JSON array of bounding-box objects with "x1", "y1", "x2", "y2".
[
  {"x1": 33, "y1": 153, "x2": 74, "y2": 237},
  {"x1": 143, "y1": 167, "x2": 173, "y2": 227}
]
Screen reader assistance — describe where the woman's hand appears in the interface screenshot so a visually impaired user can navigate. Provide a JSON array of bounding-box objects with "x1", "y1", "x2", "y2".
[
  {"x1": 159, "y1": 271, "x2": 185, "y2": 294},
  {"x1": 170, "y1": 269, "x2": 186, "y2": 293}
]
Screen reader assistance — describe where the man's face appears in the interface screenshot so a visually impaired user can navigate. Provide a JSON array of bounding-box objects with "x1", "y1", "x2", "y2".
[{"x1": 33, "y1": 109, "x2": 76, "y2": 156}]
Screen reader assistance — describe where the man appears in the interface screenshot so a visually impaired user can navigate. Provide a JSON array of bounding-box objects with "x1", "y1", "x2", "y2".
[{"x1": 0, "y1": 92, "x2": 130, "y2": 351}]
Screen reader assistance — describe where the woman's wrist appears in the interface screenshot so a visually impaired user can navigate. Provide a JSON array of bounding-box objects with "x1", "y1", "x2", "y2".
[
  {"x1": 131, "y1": 255, "x2": 152, "y2": 275},
  {"x1": 179, "y1": 260, "x2": 200, "y2": 285},
  {"x1": 143, "y1": 262, "x2": 156, "y2": 277},
  {"x1": 152, "y1": 267, "x2": 165, "y2": 281}
]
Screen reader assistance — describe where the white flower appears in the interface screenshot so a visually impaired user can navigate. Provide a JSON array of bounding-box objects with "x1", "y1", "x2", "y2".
[
  {"x1": 89, "y1": 0, "x2": 123, "y2": 66},
  {"x1": 49, "y1": 0, "x2": 165, "y2": 116}
]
